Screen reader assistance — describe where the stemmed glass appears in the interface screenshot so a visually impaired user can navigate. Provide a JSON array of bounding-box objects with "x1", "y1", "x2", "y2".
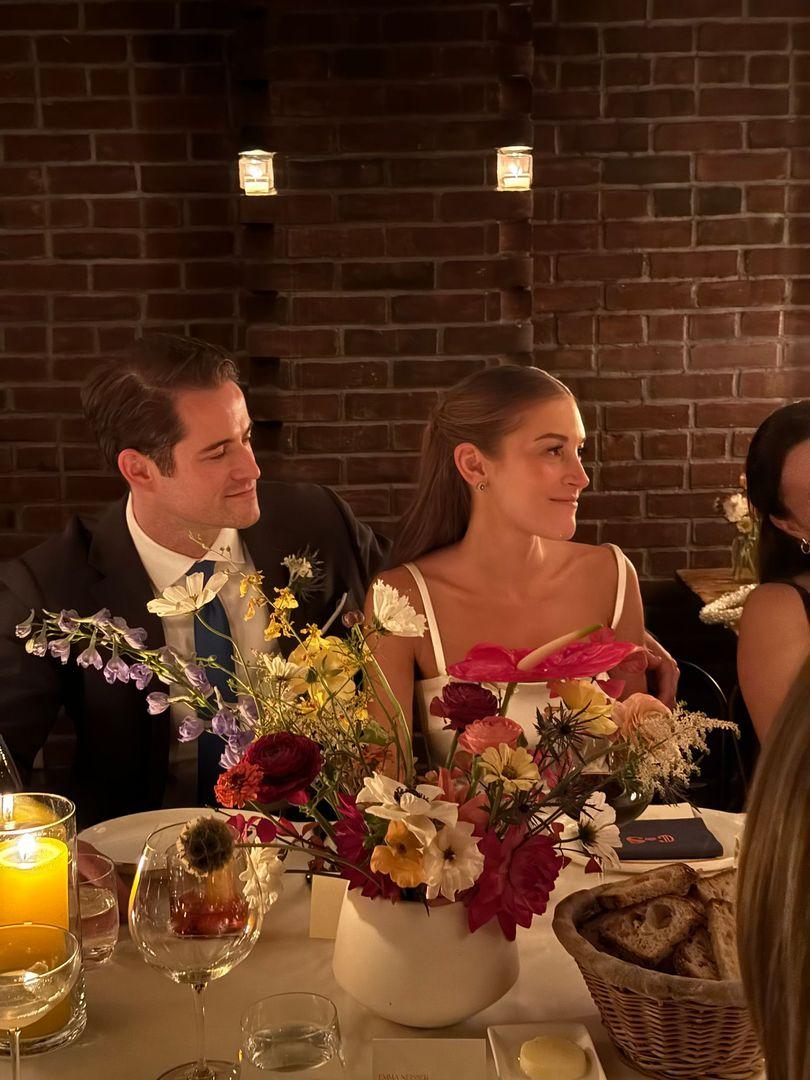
[
  {"x1": 129, "y1": 821, "x2": 264, "y2": 1080},
  {"x1": 0, "y1": 925, "x2": 81, "y2": 1080},
  {"x1": 0, "y1": 735, "x2": 22, "y2": 795}
]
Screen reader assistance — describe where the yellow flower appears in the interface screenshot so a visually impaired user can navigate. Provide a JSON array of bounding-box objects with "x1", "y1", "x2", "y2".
[
  {"x1": 273, "y1": 588, "x2": 298, "y2": 612},
  {"x1": 479, "y1": 744, "x2": 539, "y2": 793},
  {"x1": 370, "y1": 820, "x2": 425, "y2": 888},
  {"x1": 550, "y1": 679, "x2": 617, "y2": 737},
  {"x1": 288, "y1": 636, "x2": 358, "y2": 703},
  {"x1": 239, "y1": 572, "x2": 264, "y2": 598},
  {"x1": 264, "y1": 616, "x2": 283, "y2": 641}
]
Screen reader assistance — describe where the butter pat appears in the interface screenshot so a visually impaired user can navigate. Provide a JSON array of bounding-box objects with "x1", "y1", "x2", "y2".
[{"x1": 518, "y1": 1035, "x2": 588, "y2": 1080}]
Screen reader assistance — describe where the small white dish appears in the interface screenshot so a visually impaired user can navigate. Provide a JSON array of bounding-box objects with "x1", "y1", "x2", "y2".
[
  {"x1": 79, "y1": 807, "x2": 211, "y2": 865},
  {"x1": 561, "y1": 804, "x2": 743, "y2": 875},
  {"x1": 487, "y1": 1021, "x2": 605, "y2": 1080}
]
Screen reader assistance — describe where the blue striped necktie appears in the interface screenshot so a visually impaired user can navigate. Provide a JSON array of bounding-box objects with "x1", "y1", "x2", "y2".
[{"x1": 191, "y1": 559, "x2": 235, "y2": 804}]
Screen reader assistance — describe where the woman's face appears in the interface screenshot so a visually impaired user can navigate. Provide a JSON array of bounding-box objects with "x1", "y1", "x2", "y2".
[
  {"x1": 479, "y1": 394, "x2": 590, "y2": 540},
  {"x1": 775, "y1": 437, "x2": 810, "y2": 544}
]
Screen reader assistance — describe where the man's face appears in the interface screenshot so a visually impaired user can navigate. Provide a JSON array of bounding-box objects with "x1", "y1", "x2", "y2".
[{"x1": 149, "y1": 380, "x2": 261, "y2": 532}]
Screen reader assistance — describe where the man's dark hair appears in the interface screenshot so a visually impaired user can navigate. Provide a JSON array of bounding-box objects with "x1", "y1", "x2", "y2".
[{"x1": 82, "y1": 334, "x2": 240, "y2": 475}]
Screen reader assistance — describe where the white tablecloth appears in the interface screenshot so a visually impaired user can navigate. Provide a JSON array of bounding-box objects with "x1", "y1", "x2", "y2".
[{"x1": 26, "y1": 810, "x2": 756, "y2": 1080}]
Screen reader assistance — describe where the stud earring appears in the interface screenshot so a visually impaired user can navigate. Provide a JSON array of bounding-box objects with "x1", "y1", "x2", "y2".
[
  {"x1": 477, "y1": 482, "x2": 488, "y2": 492},
  {"x1": 801, "y1": 537, "x2": 810, "y2": 555}
]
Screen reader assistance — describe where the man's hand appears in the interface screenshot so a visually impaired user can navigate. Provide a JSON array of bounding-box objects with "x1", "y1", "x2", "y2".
[{"x1": 642, "y1": 630, "x2": 679, "y2": 709}]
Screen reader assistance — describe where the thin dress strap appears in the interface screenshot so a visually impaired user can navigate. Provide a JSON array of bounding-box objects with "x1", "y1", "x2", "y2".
[
  {"x1": 778, "y1": 580, "x2": 810, "y2": 622},
  {"x1": 403, "y1": 562, "x2": 448, "y2": 675},
  {"x1": 604, "y1": 543, "x2": 627, "y2": 629}
]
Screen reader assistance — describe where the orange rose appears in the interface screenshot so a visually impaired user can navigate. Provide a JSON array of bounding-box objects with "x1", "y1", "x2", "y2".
[{"x1": 611, "y1": 693, "x2": 672, "y2": 741}]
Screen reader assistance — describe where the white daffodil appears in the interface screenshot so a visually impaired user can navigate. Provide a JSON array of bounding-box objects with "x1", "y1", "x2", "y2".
[
  {"x1": 576, "y1": 791, "x2": 622, "y2": 870},
  {"x1": 371, "y1": 581, "x2": 426, "y2": 637},
  {"x1": 240, "y1": 846, "x2": 285, "y2": 912},
  {"x1": 422, "y1": 821, "x2": 484, "y2": 901},
  {"x1": 356, "y1": 772, "x2": 458, "y2": 846},
  {"x1": 147, "y1": 570, "x2": 229, "y2": 618}
]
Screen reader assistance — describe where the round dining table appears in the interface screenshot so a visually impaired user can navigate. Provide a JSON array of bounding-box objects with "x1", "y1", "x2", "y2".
[{"x1": 25, "y1": 807, "x2": 760, "y2": 1080}]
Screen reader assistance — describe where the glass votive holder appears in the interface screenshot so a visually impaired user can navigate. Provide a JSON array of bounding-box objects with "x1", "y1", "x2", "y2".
[
  {"x1": 237, "y1": 993, "x2": 344, "y2": 1076},
  {"x1": 78, "y1": 852, "x2": 119, "y2": 967}
]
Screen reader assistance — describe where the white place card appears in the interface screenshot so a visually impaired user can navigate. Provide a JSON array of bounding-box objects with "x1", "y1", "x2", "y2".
[
  {"x1": 372, "y1": 1037, "x2": 487, "y2": 1080},
  {"x1": 308, "y1": 873, "x2": 348, "y2": 939}
]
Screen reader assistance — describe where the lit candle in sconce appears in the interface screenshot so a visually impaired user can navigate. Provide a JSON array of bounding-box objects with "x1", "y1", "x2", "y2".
[
  {"x1": 496, "y1": 146, "x2": 533, "y2": 191},
  {"x1": 238, "y1": 149, "x2": 277, "y2": 196},
  {"x1": 0, "y1": 831, "x2": 69, "y2": 927}
]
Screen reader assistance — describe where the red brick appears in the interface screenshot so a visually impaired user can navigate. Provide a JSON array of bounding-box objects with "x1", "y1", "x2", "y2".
[
  {"x1": 598, "y1": 315, "x2": 643, "y2": 343},
  {"x1": 747, "y1": 186, "x2": 784, "y2": 213},
  {"x1": 0, "y1": 103, "x2": 37, "y2": 129},
  {"x1": 604, "y1": 221, "x2": 692, "y2": 249},
  {"x1": 438, "y1": 257, "x2": 532, "y2": 291},
  {"x1": 344, "y1": 329, "x2": 436, "y2": 357},
  {"x1": 43, "y1": 100, "x2": 132, "y2": 129},
  {"x1": 749, "y1": 119, "x2": 810, "y2": 150},
  {"x1": 338, "y1": 192, "x2": 434, "y2": 223},
  {"x1": 749, "y1": 56, "x2": 790, "y2": 84},
  {"x1": 567, "y1": 376, "x2": 642, "y2": 402},
  {"x1": 0, "y1": 263, "x2": 86, "y2": 290},
  {"x1": 654, "y1": 121, "x2": 741, "y2": 151},
  {"x1": 688, "y1": 313, "x2": 736, "y2": 339},
  {"x1": 557, "y1": 253, "x2": 643, "y2": 281},
  {"x1": 690, "y1": 343, "x2": 778, "y2": 369},
  {"x1": 740, "y1": 370, "x2": 810, "y2": 397},
  {"x1": 741, "y1": 311, "x2": 780, "y2": 336},
  {"x1": 297, "y1": 424, "x2": 389, "y2": 454},
  {"x1": 699, "y1": 88, "x2": 788, "y2": 116},
  {"x1": 697, "y1": 278, "x2": 786, "y2": 305},
  {"x1": 535, "y1": 91, "x2": 600, "y2": 119},
  {"x1": 602, "y1": 190, "x2": 649, "y2": 218},
  {"x1": 346, "y1": 391, "x2": 437, "y2": 421},
  {"x1": 607, "y1": 403, "x2": 689, "y2": 431},
  {"x1": 0, "y1": 200, "x2": 46, "y2": 230},
  {"x1": 443, "y1": 323, "x2": 533, "y2": 355},
  {"x1": 533, "y1": 224, "x2": 600, "y2": 251},
  {"x1": 393, "y1": 359, "x2": 486, "y2": 389},
  {"x1": 601, "y1": 464, "x2": 685, "y2": 490},
  {"x1": 386, "y1": 226, "x2": 488, "y2": 257},
  {"x1": 561, "y1": 61, "x2": 603, "y2": 88},
  {"x1": 91, "y1": 199, "x2": 140, "y2": 228},
  {"x1": 53, "y1": 232, "x2": 140, "y2": 259},
  {"x1": 649, "y1": 315, "x2": 686, "y2": 341},
  {"x1": 696, "y1": 152, "x2": 788, "y2": 182},
  {"x1": 605, "y1": 282, "x2": 694, "y2": 311},
  {"x1": 558, "y1": 122, "x2": 648, "y2": 154},
  {"x1": 534, "y1": 284, "x2": 603, "y2": 312},
  {"x1": 391, "y1": 293, "x2": 485, "y2": 324},
  {"x1": 600, "y1": 345, "x2": 684, "y2": 371},
  {"x1": 691, "y1": 433, "x2": 728, "y2": 459},
  {"x1": 603, "y1": 25, "x2": 693, "y2": 53},
  {"x1": 649, "y1": 373, "x2": 734, "y2": 399},
  {"x1": 145, "y1": 232, "x2": 234, "y2": 258},
  {"x1": 0, "y1": 295, "x2": 48, "y2": 321},
  {"x1": 649, "y1": 251, "x2": 737, "y2": 278},
  {"x1": 607, "y1": 90, "x2": 695, "y2": 119},
  {"x1": 643, "y1": 432, "x2": 689, "y2": 459},
  {"x1": 697, "y1": 218, "x2": 783, "y2": 245},
  {"x1": 697, "y1": 57, "x2": 745, "y2": 84},
  {"x1": 697, "y1": 23, "x2": 788, "y2": 52},
  {"x1": 251, "y1": 393, "x2": 340, "y2": 423},
  {"x1": 559, "y1": 191, "x2": 599, "y2": 220},
  {"x1": 653, "y1": 58, "x2": 695, "y2": 86},
  {"x1": 48, "y1": 165, "x2": 136, "y2": 194}
]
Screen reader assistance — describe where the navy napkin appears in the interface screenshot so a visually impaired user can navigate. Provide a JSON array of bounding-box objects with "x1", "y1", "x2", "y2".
[{"x1": 618, "y1": 817, "x2": 724, "y2": 861}]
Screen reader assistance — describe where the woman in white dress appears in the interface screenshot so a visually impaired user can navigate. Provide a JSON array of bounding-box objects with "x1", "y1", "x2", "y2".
[{"x1": 365, "y1": 365, "x2": 649, "y2": 766}]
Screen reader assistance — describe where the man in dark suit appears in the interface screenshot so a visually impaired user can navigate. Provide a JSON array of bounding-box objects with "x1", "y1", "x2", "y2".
[{"x1": 0, "y1": 335, "x2": 388, "y2": 825}]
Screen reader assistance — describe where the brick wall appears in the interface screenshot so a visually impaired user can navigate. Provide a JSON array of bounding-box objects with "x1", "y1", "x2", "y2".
[
  {"x1": 533, "y1": 0, "x2": 810, "y2": 577},
  {"x1": 0, "y1": 1, "x2": 239, "y2": 557},
  {"x1": 3, "y1": 0, "x2": 810, "y2": 580}
]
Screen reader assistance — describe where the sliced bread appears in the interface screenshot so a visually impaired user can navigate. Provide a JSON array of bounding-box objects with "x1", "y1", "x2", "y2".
[
  {"x1": 673, "y1": 927, "x2": 719, "y2": 980},
  {"x1": 706, "y1": 899, "x2": 741, "y2": 981},
  {"x1": 598, "y1": 863, "x2": 698, "y2": 911},
  {"x1": 694, "y1": 869, "x2": 736, "y2": 907},
  {"x1": 598, "y1": 895, "x2": 704, "y2": 968}
]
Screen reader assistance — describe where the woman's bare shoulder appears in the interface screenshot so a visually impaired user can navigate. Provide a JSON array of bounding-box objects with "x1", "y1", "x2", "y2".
[{"x1": 740, "y1": 581, "x2": 810, "y2": 628}]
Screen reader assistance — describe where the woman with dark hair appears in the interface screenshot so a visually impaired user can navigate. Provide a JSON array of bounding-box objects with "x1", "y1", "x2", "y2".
[
  {"x1": 738, "y1": 399, "x2": 810, "y2": 740},
  {"x1": 364, "y1": 365, "x2": 651, "y2": 762}
]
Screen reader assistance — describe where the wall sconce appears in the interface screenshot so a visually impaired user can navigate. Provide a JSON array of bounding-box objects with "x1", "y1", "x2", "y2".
[
  {"x1": 238, "y1": 149, "x2": 277, "y2": 196},
  {"x1": 496, "y1": 146, "x2": 532, "y2": 191}
]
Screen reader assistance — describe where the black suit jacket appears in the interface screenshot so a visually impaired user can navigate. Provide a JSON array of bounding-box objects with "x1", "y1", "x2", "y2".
[{"x1": 0, "y1": 482, "x2": 389, "y2": 825}]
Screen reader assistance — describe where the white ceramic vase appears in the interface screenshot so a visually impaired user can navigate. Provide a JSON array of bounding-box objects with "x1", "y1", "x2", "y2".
[{"x1": 332, "y1": 889, "x2": 520, "y2": 1028}]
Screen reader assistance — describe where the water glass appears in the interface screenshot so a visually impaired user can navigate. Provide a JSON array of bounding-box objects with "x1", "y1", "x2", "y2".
[
  {"x1": 78, "y1": 852, "x2": 118, "y2": 967},
  {"x1": 238, "y1": 993, "x2": 344, "y2": 1076}
]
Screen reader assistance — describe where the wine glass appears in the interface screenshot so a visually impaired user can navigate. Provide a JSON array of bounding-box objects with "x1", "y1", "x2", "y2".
[
  {"x1": 0, "y1": 735, "x2": 22, "y2": 795},
  {"x1": 129, "y1": 821, "x2": 264, "y2": 1080},
  {"x1": 0, "y1": 925, "x2": 81, "y2": 1080}
]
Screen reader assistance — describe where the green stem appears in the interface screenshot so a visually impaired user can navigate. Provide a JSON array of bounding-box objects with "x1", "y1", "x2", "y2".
[{"x1": 499, "y1": 681, "x2": 516, "y2": 717}]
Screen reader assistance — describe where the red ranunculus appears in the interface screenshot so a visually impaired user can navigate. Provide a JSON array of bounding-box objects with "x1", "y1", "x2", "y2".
[
  {"x1": 333, "y1": 795, "x2": 401, "y2": 901},
  {"x1": 464, "y1": 826, "x2": 563, "y2": 940},
  {"x1": 448, "y1": 629, "x2": 639, "y2": 684},
  {"x1": 243, "y1": 732, "x2": 323, "y2": 806},
  {"x1": 429, "y1": 682, "x2": 499, "y2": 731},
  {"x1": 457, "y1": 716, "x2": 523, "y2": 755}
]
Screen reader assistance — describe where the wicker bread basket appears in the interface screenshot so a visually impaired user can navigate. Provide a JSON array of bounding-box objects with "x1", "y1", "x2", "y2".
[{"x1": 552, "y1": 883, "x2": 763, "y2": 1080}]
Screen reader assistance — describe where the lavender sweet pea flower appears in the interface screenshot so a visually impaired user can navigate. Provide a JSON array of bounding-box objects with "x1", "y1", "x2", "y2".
[
  {"x1": 129, "y1": 663, "x2": 153, "y2": 691},
  {"x1": 103, "y1": 653, "x2": 130, "y2": 685},
  {"x1": 178, "y1": 716, "x2": 205, "y2": 742},
  {"x1": 88, "y1": 608, "x2": 112, "y2": 628},
  {"x1": 146, "y1": 692, "x2": 171, "y2": 715},
  {"x1": 211, "y1": 708, "x2": 239, "y2": 738},
  {"x1": 111, "y1": 617, "x2": 148, "y2": 648},
  {"x1": 185, "y1": 664, "x2": 212, "y2": 695},
  {"x1": 238, "y1": 696, "x2": 259, "y2": 726},
  {"x1": 48, "y1": 637, "x2": 72, "y2": 664},
  {"x1": 57, "y1": 609, "x2": 80, "y2": 633},
  {"x1": 15, "y1": 610, "x2": 35, "y2": 639},
  {"x1": 76, "y1": 642, "x2": 103, "y2": 669}
]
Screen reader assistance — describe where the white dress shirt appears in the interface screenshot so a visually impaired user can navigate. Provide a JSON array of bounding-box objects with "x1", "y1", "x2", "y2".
[{"x1": 125, "y1": 495, "x2": 272, "y2": 806}]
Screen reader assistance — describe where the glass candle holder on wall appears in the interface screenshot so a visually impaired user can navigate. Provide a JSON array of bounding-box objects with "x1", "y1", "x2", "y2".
[
  {"x1": 496, "y1": 145, "x2": 533, "y2": 191},
  {"x1": 238, "y1": 149, "x2": 277, "y2": 196},
  {"x1": 0, "y1": 793, "x2": 87, "y2": 1055}
]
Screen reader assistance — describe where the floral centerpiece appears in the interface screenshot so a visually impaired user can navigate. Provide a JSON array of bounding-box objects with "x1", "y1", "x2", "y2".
[
  {"x1": 717, "y1": 476, "x2": 759, "y2": 582},
  {"x1": 18, "y1": 550, "x2": 735, "y2": 1024}
]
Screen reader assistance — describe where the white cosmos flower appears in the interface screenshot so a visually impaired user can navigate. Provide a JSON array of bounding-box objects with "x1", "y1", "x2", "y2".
[
  {"x1": 356, "y1": 772, "x2": 458, "y2": 846},
  {"x1": 576, "y1": 791, "x2": 622, "y2": 870},
  {"x1": 147, "y1": 570, "x2": 229, "y2": 618},
  {"x1": 240, "y1": 847, "x2": 285, "y2": 912},
  {"x1": 422, "y1": 821, "x2": 484, "y2": 901},
  {"x1": 258, "y1": 653, "x2": 301, "y2": 681},
  {"x1": 372, "y1": 581, "x2": 426, "y2": 637}
]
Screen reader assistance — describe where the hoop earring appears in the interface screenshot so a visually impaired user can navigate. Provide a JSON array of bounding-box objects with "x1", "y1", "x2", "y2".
[
  {"x1": 477, "y1": 482, "x2": 488, "y2": 492},
  {"x1": 801, "y1": 537, "x2": 810, "y2": 556}
]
